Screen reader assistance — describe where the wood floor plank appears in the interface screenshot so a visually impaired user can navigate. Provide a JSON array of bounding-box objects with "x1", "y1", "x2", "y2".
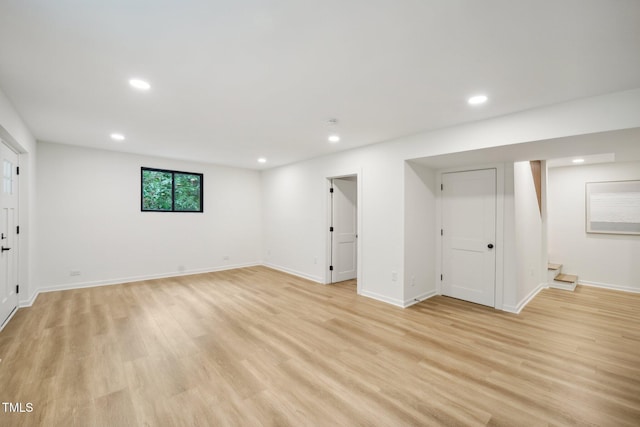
[{"x1": 1, "y1": 266, "x2": 639, "y2": 426}]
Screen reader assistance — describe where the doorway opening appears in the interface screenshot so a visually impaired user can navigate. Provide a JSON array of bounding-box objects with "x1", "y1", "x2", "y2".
[{"x1": 327, "y1": 175, "x2": 359, "y2": 292}]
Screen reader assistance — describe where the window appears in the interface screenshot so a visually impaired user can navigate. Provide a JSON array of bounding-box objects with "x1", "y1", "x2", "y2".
[
  {"x1": 3, "y1": 159, "x2": 13, "y2": 195},
  {"x1": 141, "y1": 167, "x2": 203, "y2": 212}
]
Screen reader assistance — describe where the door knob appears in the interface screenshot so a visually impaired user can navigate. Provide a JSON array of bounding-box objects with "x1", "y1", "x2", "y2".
[
  {"x1": 487, "y1": 243, "x2": 494, "y2": 249},
  {"x1": 1, "y1": 246, "x2": 11, "y2": 252}
]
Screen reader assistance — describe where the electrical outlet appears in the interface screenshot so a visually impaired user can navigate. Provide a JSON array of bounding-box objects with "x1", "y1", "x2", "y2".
[
  {"x1": 391, "y1": 271, "x2": 398, "y2": 282},
  {"x1": 411, "y1": 275, "x2": 416, "y2": 287},
  {"x1": 70, "y1": 270, "x2": 81, "y2": 276},
  {"x1": 223, "y1": 255, "x2": 229, "y2": 261},
  {"x1": 314, "y1": 257, "x2": 318, "y2": 264}
]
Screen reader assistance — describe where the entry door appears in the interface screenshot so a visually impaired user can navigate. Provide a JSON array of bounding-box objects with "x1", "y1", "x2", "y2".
[
  {"x1": 331, "y1": 178, "x2": 357, "y2": 283},
  {"x1": 0, "y1": 143, "x2": 19, "y2": 327},
  {"x1": 442, "y1": 169, "x2": 496, "y2": 307}
]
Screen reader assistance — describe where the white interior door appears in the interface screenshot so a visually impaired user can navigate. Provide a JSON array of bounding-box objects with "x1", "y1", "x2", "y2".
[
  {"x1": 442, "y1": 169, "x2": 496, "y2": 307},
  {"x1": 331, "y1": 177, "x2": 357, "y2": 283},
  {"x1": 0, "y1": 142, "x2": 19, "y2": 327}
]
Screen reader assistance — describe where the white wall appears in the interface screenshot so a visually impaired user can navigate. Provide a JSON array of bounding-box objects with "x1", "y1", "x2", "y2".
[
  {"x1": 0, "y1": 87, "x2": 37, "y2": 306},
  {"x1": 262, "y1": 89, "x2": 640, "y2": 308},
  {"x1": 502, "y1": 164, "x2": 517, "y2": 309},
  {"x1": 404, "y1": 161, "x2": 437, "y2": 305},
  {"x1": 260, "y1": 160, "x2": 329, "y2": 283},
  {"x1": 36, "y1": 142, "x2": 262, "y2": 292},
  {"x1": 510, "y1": 161, "x2": 546, "y2": 311},
  {"x1": 261, "y1": 143, "x2": 407, "y2": 305},
  {"x1": 548, "y1": 161, "x2": 640, "y2": 292}
]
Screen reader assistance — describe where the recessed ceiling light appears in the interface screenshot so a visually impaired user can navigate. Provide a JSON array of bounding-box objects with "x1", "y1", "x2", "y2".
[
  {"x1": 110, "y1": 133, "x2": 125, "y2": 141},
  {"x1": 129, "y1": 78, "x2": 151, "y2": 90},
  {"x1": 328, "y1": 134, "x2": 340, "y2": 143},
  {"x1": 257, "y1": 157, "x2": 267, "y2": 163},
  {"x1": 468, "y1": 94, "x2": 488, "y2": 105},
  {"x1": 572, "y1": 158, "x2": 585, "y2": 164}
]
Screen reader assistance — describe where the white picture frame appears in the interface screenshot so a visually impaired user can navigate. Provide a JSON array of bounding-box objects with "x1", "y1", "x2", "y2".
[{"x1": 586, "y1": 180, "x2": 640, "y2": 235}]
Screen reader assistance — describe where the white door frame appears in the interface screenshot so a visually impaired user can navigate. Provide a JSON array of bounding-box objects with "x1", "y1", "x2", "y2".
[
  {"x1": 0, "y1": 139, "x2": 20, "y2": 330},
  {"x1": 325, "y1": 171, "x2": 362, "y2": 294},
  {"x1": 435, "y1": 163, "x2": 505, "y2": 310},
  {"x1": 330, "y1": 177, "x2": 358, "y2": 283}
]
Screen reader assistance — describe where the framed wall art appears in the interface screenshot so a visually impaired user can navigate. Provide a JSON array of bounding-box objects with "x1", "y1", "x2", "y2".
[{"x1": 586, "y1": 180, "x2": 640, "y2": 235}]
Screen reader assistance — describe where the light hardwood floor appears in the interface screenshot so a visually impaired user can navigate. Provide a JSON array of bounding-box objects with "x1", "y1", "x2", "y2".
[{"x1": 1, "y1": 266, "x2": 639, "y2": 426}]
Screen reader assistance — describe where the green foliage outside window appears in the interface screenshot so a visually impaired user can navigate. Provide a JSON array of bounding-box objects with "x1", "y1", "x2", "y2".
[
  {"x1": 142, "y1": 170, "x2": 173, "y2": 211},
  {"x1": 174, "y1": 173, "x2": 202, "y2": 211},
  {"x1": 141, "y1": 168, "x2": 203, "y2": 212}
]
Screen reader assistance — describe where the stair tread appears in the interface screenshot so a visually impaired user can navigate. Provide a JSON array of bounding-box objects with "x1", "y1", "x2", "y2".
[
  {"x1": 555, "y1": 273, "x2": 578, "y2": 283},
  {"x1": 548, "y1": 263, "x2": 562, "y2": 270}
]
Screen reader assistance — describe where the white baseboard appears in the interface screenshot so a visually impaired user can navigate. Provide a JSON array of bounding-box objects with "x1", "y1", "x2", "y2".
[
  {"x1": 23, "y1": 267, "x2": 632, "y2": 323},
  {"x1": 19, "y1": 291, "x2": 39, "y2": 307},
  {"x1": 258, "y1": 265, "x2": 435, "y2": 309},
  {"x1": 0, "y1": 306, "x2": 18, "y2": 332},
  {"x1": 403, "y1": 290, "x2": 437, "y2": 308},
  {"x1": 23, "y1": 262, "x2": 260, "y2": 307},
  {"x1": 579, "y1": 280, "x2": 640, "y2": 293},
  {"x1": 501, "y1": 280, "x2": 639, "y2": 314},
  {"x1": 359, "y1": 289, "x2": 405, "y2": 308},
  {"x1": 261, "y1": 262, "x2": 324, "y2": 284},
  {"x1": 503, "y1": 283, "x2": 546, "y2": 314}
]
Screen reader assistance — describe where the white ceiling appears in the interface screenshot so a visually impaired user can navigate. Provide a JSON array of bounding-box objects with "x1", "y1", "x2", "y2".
[{"x1": 1, "y1": 0, "x2": 639, "y2": 170}]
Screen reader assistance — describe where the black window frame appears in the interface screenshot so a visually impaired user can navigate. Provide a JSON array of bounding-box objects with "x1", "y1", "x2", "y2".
[{"x1": 141, "y1": 167, "x2": 204, "y2": 213}]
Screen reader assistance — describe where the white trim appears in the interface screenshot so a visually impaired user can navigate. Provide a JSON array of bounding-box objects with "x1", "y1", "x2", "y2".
[
  {"x1": 503, "y1": 283, "x2": 546, "y2": 314},
  {"x1": 26, "y1": 263, "x2": 261, "y2": 306},
  {"x1": 495, "y1": 165, "x2": 505, "y2": 310},
  {"x1": 403, "y1": 290, "x2": 437, "y2": 308},
  {"x1": 263, "y1": 262, "x2": 324, "y2": 283},
  {"x1": 0, "y1": 305, "x2": 18, "y2": 332},
  {"x1": 19, "y1": 291, "x2": 38, "y2": 307},
  {"x1": 360, "y1": 289, "x2": 405, "y2": 308},
  {"x1": 357, "y1": 170, "x2": 363, "y2": 295},
  {"x1": 579, "y1": 280, "x2": 640, "y2": 294},
  {"x1": 325, "y1": 177, "x2": 333, "y2": 284}
]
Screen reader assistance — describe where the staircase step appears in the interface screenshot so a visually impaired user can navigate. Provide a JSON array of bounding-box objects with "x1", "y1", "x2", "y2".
[
  {"x1": 549, "y1": 272, "x2": 578, "y2": 291},
  {"x1": 554, "y1": 273, "x2": 578, "y2": 283},
  {"x1": 547, "y1": 259, "x2": 577, "y2": 291}
]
